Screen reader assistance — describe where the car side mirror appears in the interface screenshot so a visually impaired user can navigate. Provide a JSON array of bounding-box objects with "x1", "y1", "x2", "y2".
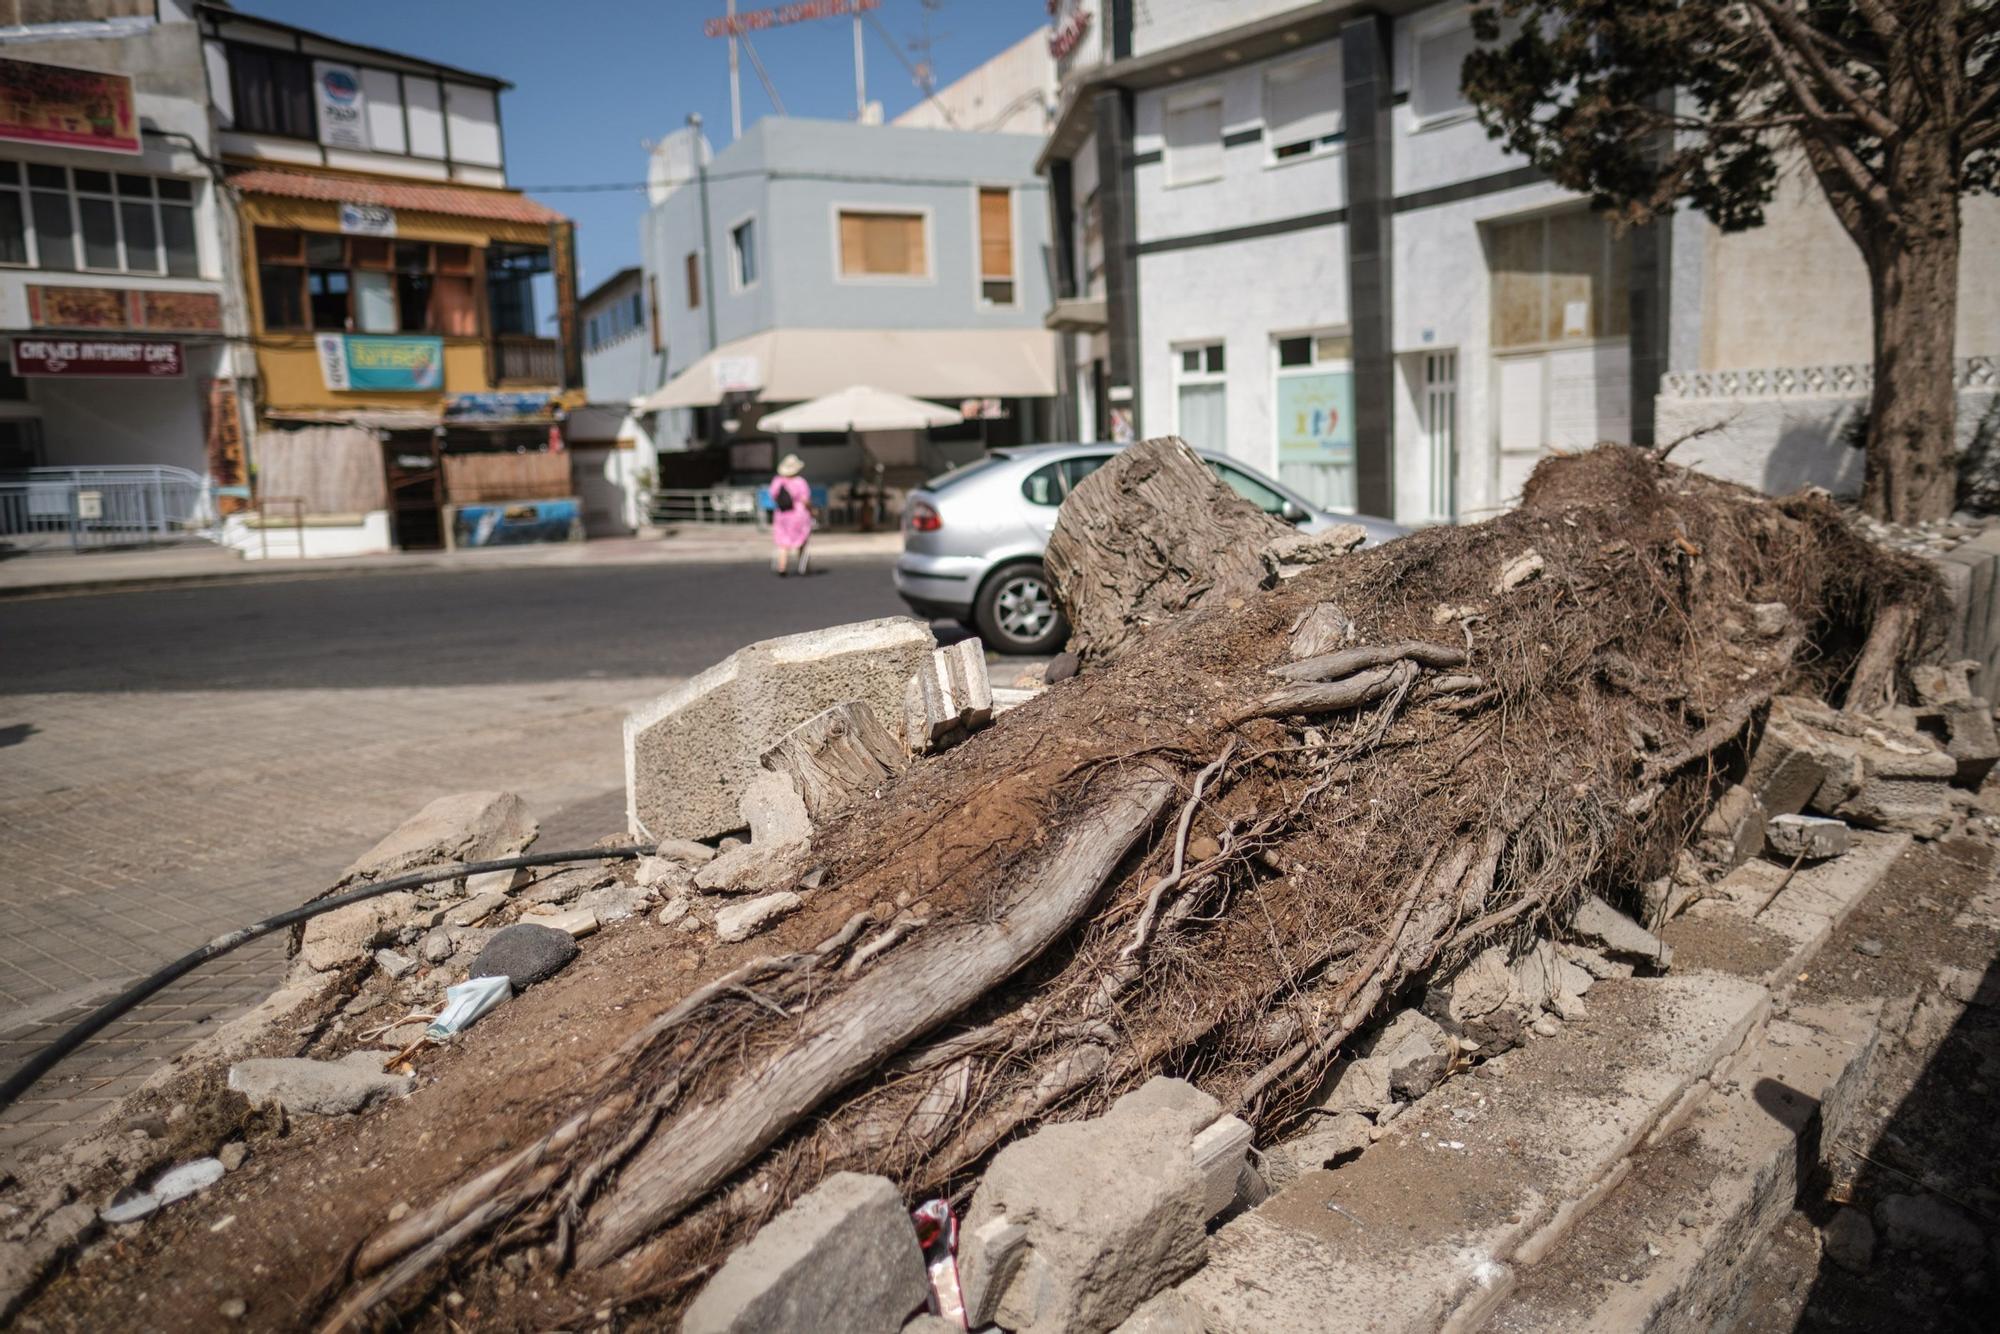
[{"x1": 1281, "y1": 501, "x2": 1308, "y2": 525}]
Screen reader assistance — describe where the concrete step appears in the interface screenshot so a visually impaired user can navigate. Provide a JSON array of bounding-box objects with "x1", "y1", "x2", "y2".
[
  {"x1": 1170, "y1": 833, "x2": 1909, "y2": 1333},
  {"x1": 1481, "y1": 1000, "x2": 1880, "y2": 1333}
]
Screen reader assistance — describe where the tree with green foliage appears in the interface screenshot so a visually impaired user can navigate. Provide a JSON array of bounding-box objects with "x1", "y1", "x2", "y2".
[{"x1": 1463, "y1": 1, "x2": 1998, "y2": 521}]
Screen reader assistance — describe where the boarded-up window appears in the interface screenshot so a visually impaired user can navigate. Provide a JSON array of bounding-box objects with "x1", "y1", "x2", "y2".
[
  {"x1": 684, "y1": 251, "x2": 700, "y2": 308},
  {"x1": 839, "y1": 210, "x2": 926, "y2": 278},
  {"x1": 1487, "y1": 210, "x2": 1632, "y2": 351},
  {"x1": 978, "y1": 187, "x2": 1013, "y2": 305}
]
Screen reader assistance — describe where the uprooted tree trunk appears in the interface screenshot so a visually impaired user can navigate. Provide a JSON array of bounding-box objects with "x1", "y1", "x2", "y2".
[
  {"x1": 1044, "y1": 436, "x2": 1293, "y2": 663},
  {"x1": 37, "y1": 447, "x2": 1942, "y2": 1333}
]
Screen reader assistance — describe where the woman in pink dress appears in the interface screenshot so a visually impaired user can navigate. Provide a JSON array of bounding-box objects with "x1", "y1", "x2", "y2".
[{"x1": 768, "y1": 453, "x2": 813, "y2": 576}]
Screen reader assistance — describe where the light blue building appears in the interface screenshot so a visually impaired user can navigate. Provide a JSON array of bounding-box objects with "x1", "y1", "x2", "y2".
[{"x1": 632, "y1": 115, "x2": 1059, "y2": 498}]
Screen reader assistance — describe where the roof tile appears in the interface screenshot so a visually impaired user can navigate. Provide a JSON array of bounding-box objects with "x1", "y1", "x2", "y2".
[{"x1": 227, "y1": 168, "x2": 564, "y2": 227}]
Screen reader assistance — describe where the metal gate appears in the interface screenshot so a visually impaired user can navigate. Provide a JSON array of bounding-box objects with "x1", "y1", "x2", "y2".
[{"x1": 0, "y1": 465, "x2": 214, "y2": 551}]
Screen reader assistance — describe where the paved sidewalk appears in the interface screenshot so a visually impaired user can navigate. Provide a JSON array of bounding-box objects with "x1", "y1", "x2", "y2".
[
  {"x1": 0, "y1": 676, "x2": 671, "y2": 1165},
  {"x1": 0, "y1": 528, "x2": 905, "y2": 599}
]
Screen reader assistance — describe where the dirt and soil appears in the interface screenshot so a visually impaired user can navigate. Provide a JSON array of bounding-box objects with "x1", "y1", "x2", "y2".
[{"x1": 8, "y1": 445, "x2": 1944, "y2": 1330}]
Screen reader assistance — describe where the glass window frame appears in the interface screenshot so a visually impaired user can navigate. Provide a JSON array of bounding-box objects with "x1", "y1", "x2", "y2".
[
  {"x1": 254, "y1": 227, "x2": 482, "y2": 337},
  {"x1": 0, "y1": 159, "x2": 198, "y2": 276},
  {"x1": 730, "y1": 215, "x2": 758, "y2": 290}
]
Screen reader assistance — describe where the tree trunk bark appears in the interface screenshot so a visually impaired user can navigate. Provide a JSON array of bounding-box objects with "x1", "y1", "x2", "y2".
[{"x1": 1860, "y1": 126, "x2": 1962, "y2": 522}]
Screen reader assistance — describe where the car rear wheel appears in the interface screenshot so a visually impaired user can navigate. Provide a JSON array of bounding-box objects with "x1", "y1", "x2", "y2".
[{"x1": 975, "y1": 561, "x2": 1067, "y2": 656}]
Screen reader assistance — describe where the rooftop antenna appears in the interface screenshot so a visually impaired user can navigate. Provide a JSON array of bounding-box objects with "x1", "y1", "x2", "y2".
[{"x1": 727, "y1": 0, "x2": 742, "y2": 139}]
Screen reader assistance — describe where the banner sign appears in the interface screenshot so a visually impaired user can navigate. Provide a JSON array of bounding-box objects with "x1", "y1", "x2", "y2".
[
  {"x1": 1276, "y1": 370, "x2": 1355, "y2": 465},
  {"x1": 315, "y1": 334, "x2": 443, "y2": 392},
  {"x1": 338, "y1": 202, "x2": 396, "y2": 237},
  {"x1": 27, "y1": 285, "x2": 223, "y2": 332},
  {"x1": 703, "y1": 0, "x2": 879, "y2": 38},
  {"x1": 0, "y1": 57, "x2": 141, "y2": 155},
  {"x1": 11, "y1": 337, "x2": 184, "y2": 378},
  {"x1": 713, "y1": 356, "x2": 761, "y2": 392},
  {"x1": 446, "y1": 392, "x2": 554, "y2": 422},
  {"x1": 313, "y1": 61, "x2": 370, "y2": 150}
]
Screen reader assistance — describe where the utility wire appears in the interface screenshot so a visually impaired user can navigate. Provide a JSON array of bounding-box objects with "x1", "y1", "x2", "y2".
[
  {"x1": 516, "y1": 167, "x2": 1045, "y2": 193},
  {"x1": 0, "y1": 844, "x2": 654, "y2": 1114}
]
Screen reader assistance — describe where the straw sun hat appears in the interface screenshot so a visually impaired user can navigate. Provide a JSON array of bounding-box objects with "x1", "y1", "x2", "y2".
[{"x1": 777, "y1": 454, "x2": 805, "y2": 476}]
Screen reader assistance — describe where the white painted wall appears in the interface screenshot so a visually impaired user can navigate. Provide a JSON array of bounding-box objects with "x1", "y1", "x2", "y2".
[
  {"x1": 894, "y1": 27, "x2": 1055, "y2": 136},
  {"x1": 1137, "y1": 223, "x2": 1350, "y2": 478},
  {"x1": 1131, "y1": 0, "x2": 1306, "y2": 56},
  {"x1": 1130, "y1": 38, "x2": 1347, "y2": 245}
]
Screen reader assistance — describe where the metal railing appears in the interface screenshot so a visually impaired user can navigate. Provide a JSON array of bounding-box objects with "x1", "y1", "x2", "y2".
[{"x1": 0, "y1": 465, "x2": 214, "y2": 551}]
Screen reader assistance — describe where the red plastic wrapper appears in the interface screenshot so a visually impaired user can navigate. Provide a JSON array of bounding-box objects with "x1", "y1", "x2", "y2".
[{"x1": 910, "y1": 1197, "x2": 967, "y2": 1328}]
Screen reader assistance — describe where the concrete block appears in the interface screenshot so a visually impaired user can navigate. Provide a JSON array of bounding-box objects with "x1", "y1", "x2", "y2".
[
  {"x1": 1746, "y1": 699, "x2": 1841, "y2": 817},
  {"x1": 441, "y1": 891, "x2": 506, "y2": 927},
  {"x1": 1765, "y1": 813, "x2": 1852, "y2": 861},
  {"x1": 625, "y1": 616, "x2": 935, "y2": 841},
  {"x1": 338, "y1": 791, "x2": 537, "y2": 885},
  {"x1": 682, "y1": 1172, "x2": 928, "y2": 1334},
  {"x1": 298, "y1": 892, "x2": 418, "y2": 973},
  {"x1": 959, "y1": 1077, "x2": 1226, "y2": 1332},
  {"x1": 738, "y1": 770, "x2": 812, "y2": 849},
  {"x1": 1934, "y1": 698, "x2": 2000, "y2": 788},
  {"x1": 1190, "y1": 1115, "x2": 1253, "y2": 1220},
  {"x1": 1696, "y1": 784, "x2": 1766, "y2": 869}
]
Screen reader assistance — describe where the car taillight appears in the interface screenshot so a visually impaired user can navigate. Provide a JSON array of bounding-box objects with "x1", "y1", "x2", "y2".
[{"x1": 908, "y1": 501, "x2": 942, "y2": 533}]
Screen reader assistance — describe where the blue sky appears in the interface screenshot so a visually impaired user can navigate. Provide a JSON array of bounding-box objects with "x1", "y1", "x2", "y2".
[{"x1": 232, "y1": 0, "x2": 1048, "y2": 294}]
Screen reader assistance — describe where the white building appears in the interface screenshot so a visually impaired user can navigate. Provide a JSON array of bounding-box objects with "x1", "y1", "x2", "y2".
[
  {"x1": 0, "y1": 0, "x2": 248, "y2": 479},
  {"x1": 891, "y1": 25, "x2": 1055, "y2": 138},
  {"x1": 571, "y1": 264, "x2": 654, "y2": 532},
  {"x1": 1038, "y1": 0, "x2": 2000, "y2": 524}
]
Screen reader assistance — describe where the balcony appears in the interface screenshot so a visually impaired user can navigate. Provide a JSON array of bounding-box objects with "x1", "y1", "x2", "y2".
[{"x1": 492, "y1": 335, "x2": 561, "y2": 386}]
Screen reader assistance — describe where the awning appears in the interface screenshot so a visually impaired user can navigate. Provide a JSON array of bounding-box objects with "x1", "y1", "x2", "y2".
[
  {"x1": 632, "y1": 327, "x2": 1056, "y2": 412},
  {"x1": 228, "y1": 167, "x2": 565, "y2": 226},
  {"x1": 758, "y1": 386, "x2": 963, "y2": 434}
]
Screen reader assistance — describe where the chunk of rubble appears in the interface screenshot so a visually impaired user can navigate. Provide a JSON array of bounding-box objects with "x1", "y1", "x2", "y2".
[
  {"x1": 465, "y1": 865, "x2": 528, "y2": 896},
  {"x1": 576, "y1": 885, "x2": 651, "y2": 923},
  {"x1": 695, "y1": 842, "x2": 807, "y2": 895},
  {"x1": 625, "y1": 617, "x2": 935, "y2": 841},
  {"x1": 904, "y1": 639, "x2": 995, "y2": 753},
  {"x1": 652, "y1": 838, "x2": 719, "y2": 866},
  {"x1": 1910, "y1": 659, "x2": 1978, "y2": 706},
  {"x1": 441, "y1": 891, "x2": 506, "y2": 928},
  {"x1": 1287, "y1": 602, "x2": 1355, "y2": 659},
  {"x1": 682, "y1": 1172, "x2": 928, "y2": 1334},
  {"x1": 1264, "y1": 526, "x2": 1366, "y2": 579},
  {"x1": 1569, "y1": 894, "x2": 1673, "y2": 967},
  {"x1": 1695, "y1": 784, "x2": 1766, "y2": 869},
  {"x1": 298, "y1": 893, "x2": 418, "y2": 974},
  {"x1": 1361, "y1": 1009, "x2": 1452, "y2": 1100},
  {"x1": 1260, "y1": 1110, "x2": 1372, "y2": 1190},
  {"x1": 226, "y1": 1058, "x2": 412, "y2": 1116},
  {"x1": 959, "y1": 1077, "x2": 1248, "y2": 1333},
  {"x1": 1747, "y1": 601, "x2": 1791, "y2": 636},
  {"x1": 372, "y1": 948, "x2": 416, "y2": 981},
  {"x1": 1315, "y1": 1054, "x2": 1393, "y2": 1119},
  {"x1": 525, "y1": 906, "x2": 598, "y2": 938},
  {"x1": 1113, "y1": 1288, "x2": 1213, "y2": 1334},
  {"x1": 521, "y1": 866, "x2": 612, "y2": 907},
  {"x1": 635, "y1": 856, "x2": 696, "y2": 891},
  {"x1": 1494, "y1": 549, "x2": 1545, "y2": 593},
  {"x1": 337, "y1": 791, "x2": 537, "y2": 887},
  {"x1": 1750, "y1": 696, "x2": 1956, "y2": 835},
  {"x1": 1765, "y1": 813, "x2": 1852, "y2": 861},
  {"x1": 715, "y1": 891, "x2": 802, "y2": 943},
  {"x1": 738, "y1": 769, "x2": 813, "y2": 848}
]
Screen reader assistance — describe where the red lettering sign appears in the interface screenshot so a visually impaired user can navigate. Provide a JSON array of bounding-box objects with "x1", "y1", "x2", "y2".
[
  {"x1": 703, "y1": 0, "x2": 879, "y2": 39},
  {"x1": 10, "y1": 337, "x2": 184, "y2": 378}
]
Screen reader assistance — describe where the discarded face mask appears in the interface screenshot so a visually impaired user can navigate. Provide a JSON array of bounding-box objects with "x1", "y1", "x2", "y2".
[{"x1": 425, "y1": 975, "x2": 511, "y2": 1040}]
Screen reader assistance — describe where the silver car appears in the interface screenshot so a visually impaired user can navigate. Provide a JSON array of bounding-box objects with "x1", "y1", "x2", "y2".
[{"x1": 895, "y1": 443, "x2": 1408, "y2": 655}]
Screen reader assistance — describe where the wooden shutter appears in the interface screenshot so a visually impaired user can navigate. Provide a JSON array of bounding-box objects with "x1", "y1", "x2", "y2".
[
  {"x1": 840, "y1": 211, "x2": 924, "y2": 276},
  {"x1": 978, "y1": 188, "x2": 1012, "y2": 279},
  {"x1": 684, "y1": 251, "x2": 700, "y2": 307}
]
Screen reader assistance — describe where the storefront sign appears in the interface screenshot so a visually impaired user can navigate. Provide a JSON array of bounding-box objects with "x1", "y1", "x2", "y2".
[
  {"x1": 10, "y1": 337, "x2": 184, "y2": 378},
  {"x1": 27, "y1": 285, "x2": 223, "y2": 332},
  {"x1": 1047, "y1": 1, "x2": 1094, "y2": 61},
  {"x1": 315, "y1": 334, "x2": 443, "y2": 392},
  {"x1": 713, "y1": 356, "x2": 761, "y2": 392},
  {"x1": 0, "y1": 57, "x2": 140, "y2": 155},
  {"x1": 446, "y1": 392, "x2": 554, "y2": 422},
  {"x1": 703, "y1": 0, "x2": 879, "y2": 39},
  {"x1": 338, "y1": 202, "x2": 396, "y2": 237},
  {"x1": 1275, "y1": 370, "x2": 1355, "y2": 464},
  {"x1": 313, "y1": 61, "x2": 371, "y2": 150}
]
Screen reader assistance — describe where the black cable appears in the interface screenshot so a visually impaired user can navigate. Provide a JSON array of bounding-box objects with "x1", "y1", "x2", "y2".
[{"x1": 0, "y1": 844, "x2": 653, "y2": 1114}]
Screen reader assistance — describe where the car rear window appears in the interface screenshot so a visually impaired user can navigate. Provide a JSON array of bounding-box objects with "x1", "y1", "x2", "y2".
[{"x1": 924, "y1": 456, "x2": 1009, "y2": 492}]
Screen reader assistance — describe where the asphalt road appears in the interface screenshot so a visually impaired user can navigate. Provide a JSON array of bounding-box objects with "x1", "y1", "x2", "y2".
[{"x1": 0, "y1": 555, "x2": 921, "y2": 693}]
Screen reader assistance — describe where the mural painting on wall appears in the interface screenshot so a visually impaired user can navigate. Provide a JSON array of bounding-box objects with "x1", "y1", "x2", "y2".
[{"x1": 204, "y1": 379, "x2": 249, "y2": 513}]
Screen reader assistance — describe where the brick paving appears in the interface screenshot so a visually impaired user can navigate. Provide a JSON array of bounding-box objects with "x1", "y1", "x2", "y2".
[{"x1": 0, "y1": 677, "x2": 672, "y2": 1168}]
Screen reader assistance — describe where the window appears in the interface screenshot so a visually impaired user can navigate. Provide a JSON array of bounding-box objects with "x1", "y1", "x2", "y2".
[
  {"x1": 1209, "y1": 460, "x2": 1292, "y2": 517},
  {"x1": 1412, "y1": 13, "x2": 1481, "y2": 124},
  {"x1": 1264, "y1": 54, "x2": 1342, "y2": 160},
  {"x1": 977, "y1": 187, "x2": 1014, "y2": 305},
  {"x1": 838, "y1": 209, "x2": 927, "y2": 279},
  {"x1": 1173, "y1": 341, "x2": 1226, "y2": 450},
  {"x1": 256, "y1": 228, "x2": 477, "y2": 335},
  {"x1": 1487, "y1": 209, "x2": 1631, "y2": 350},
  {"x1": 228, "y1": 43, "x2": 316, "y2": 139},
  {"x1": 1274, "y1": 330, "x2": 1356, "y2": 511},
  {"x1": 0, "y1": 160, "x2": 199, "y2": 276},
  {"x1": 685, "y1": 251, "x2": 701, "y2": 308},
  {"x1": 1164, "y1": 92, "x2": 1223, "y2": 186},
  {"x1": 731, "y1": 217, "x2": 757, "y2": 289},
  {"x1": 487, "y1": 242, "x2": 549, "y2": 337},
  {"x1": 1020, "y1": 454, "x2": 1111, "y2": 507},
  {"x1": 1081, "y1": 189, "x2": 1103, "y2": 291},
  {"x1": 649, "y1": 275, "x2": 662, "y2": 351},
  {"x1": 1422, "y1": 350, "x2": 1459, "y2": 521},
  {"x1": 630, "y1": 290, "x2": 643, "y2": 328}
]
